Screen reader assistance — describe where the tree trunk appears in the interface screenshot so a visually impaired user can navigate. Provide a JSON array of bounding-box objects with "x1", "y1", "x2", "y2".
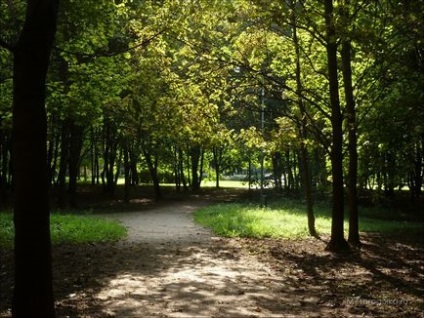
[
  {"x1": 190, "y1": 146, "x2": 202, "y2": 191},
  {"x1": 212, "y1": 147, "x2": 221, "y2": 189},
  {"x1": 144, "y1": 150, "x2": 162, "y2": 200},
  {"x1": 0, "y1": 132, "x2": 11, "y2": 206},
  {"x1": 272, "y1": 152, "x2": 283, "y2": 192},
  {"x1": 90, "y1": 126, "x2": 97, "y2": 186},
  {"x1": 124, "y1": 142, "x2": 130, "y2": 203},
  {"x1": 177, "y1": 148, "x2": 188, "y2": 191},
  {"x1": 285, "y1": 149, "x2": 295, "y2": 193},
  {"x1": 324, "y1": 0, "x2": 349, "y2": 252},
  {"x1": 291, "y1": 1, "x2": 317, "y2": 237},
  {"x1": 11, "y1": 1, "x2": 59, "y2": 316},
  {"x1": 57, "y1": 120, "x2": 70, "y2": 208},
  {"x1": 340, "y1": 4, "x2": 360, "y2": 245},
  {"x1": 68, "y1": 122, "x2": 84, "y2": 207}
]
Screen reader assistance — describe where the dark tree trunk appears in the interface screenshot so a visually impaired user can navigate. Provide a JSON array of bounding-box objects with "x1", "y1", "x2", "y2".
[
  {"x1": 11, "y1": 1, "x2": 59, "y2": 316},
  {"x1": 324, "y1": 0, "x2": 350, "y2": 252},
  {"x1": 411, "y1": 137, "x2": 423, "y2": 199},
  {"x1": 291, "y1": 1, "x2": 317, "y2": 237},
  {"x1": 285, "y1": 149, "x2": 295, "y2": 193},
  {"x1": 272, "y1": 152, "x2": 283, "y2": 192},
  {"x1": 173, "y1": 146, "x2": 181, "y2": 191},
  {"x1": 190, "y1": 146, "x2": 202, "y2": 191},
  {"x1": 47, "y1": 121, "x2": 60, "y2": 186},
  {"x1": 57, "y1": 120, "x2": 70, "y2": 208},
  {"x1": 123, "y1": 142, "x2": 130, "y2": 203},
  {"x1": 248, "y1": 152, "x2": 253, "y2": 191},
  {"x1": 90, "y1": 126, "x2": 97, "y2": 186},
  {"x1": 212, "y1": 147, "x2": 222, "y2": 189},
  {"x1": 144, "y1": 150, "x2": 162, "y2": 200},
  {"x1": 101, "y1": 118, "x2": 118, "y2": 195},
  {"x1": 340, "y1": 4, "x2": 360, "y2": 245},
  {"x1": 68, "y1": 122, "x2": 84, "y2": 207},
  {"x1": 0, "y1": 132, "x2": 11, "y2": 206},
  {"x1": 129, "y1": 145, "x2": 139, "y2": 185},
  {"x1": 179, "y1": 148, "x2": 188, "y2": 191}
]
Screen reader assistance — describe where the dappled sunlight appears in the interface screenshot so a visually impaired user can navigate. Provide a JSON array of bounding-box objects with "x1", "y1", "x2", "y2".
[{"x1": 89, "y1": 243, "x2": 287, "y2": 317}]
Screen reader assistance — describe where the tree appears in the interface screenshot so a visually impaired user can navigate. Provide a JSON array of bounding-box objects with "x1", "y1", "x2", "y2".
[
  {"x1": 324, "y1": 0, "x2": 349, "y2": 252},
  {"x1": 290, "y1": 0, "x2": 317, "y2": 237},
  {"x1": 0, "y1": 0, "x2": 60, "y2": 316},
  {"x1": 340, "y1": 0, "x2": 360, "y2": 245}
]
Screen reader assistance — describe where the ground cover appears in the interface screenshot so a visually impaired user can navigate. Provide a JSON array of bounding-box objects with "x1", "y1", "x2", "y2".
[{"x1": 194, "y1": 199, "x2": 424, "y2": 239}]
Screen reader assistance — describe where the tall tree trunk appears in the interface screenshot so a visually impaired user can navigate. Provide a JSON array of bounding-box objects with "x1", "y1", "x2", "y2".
[
  {"x1": 190, "y1": 146, "x2": 202, "y2": 191},
  {"x1": 179, "y1": 148, "x2": 188, "y2": 191},
  {"x1": 272, "y1": 152, "x2": 283, "y2": 192},
  {"x1": 68, "y1": 122, "x2": 84, "y2": 207},
  {"x1": 0, "y1": 132, "x2": 11, "y2": 206},
  {"x1": 291, "y1": 1, "x2": 317, "y2": 237},
  {"x1": 129, "y1": 145, "x2": 139, "y2": 186},
  {"x1": 90, "y1": 126, "x2": 97, "y2": 186},
  {"x1": 285, "y1": 149, "x2": 295, "y2": 193},
  {"x1": 11, "y1": 1, "x2": 59, "y2": 316},
  {"x1": 57, "y1": 120, "x2": 70, "y2": 208},
  {"x1": 144, "y1": 150, "x2": 162, "y2": 200},
  {"x1": 341, "y1": 1, "x2": 360, "y2": 245},
  {"x1": 324, "y1": 0, "x2": 349, "y2": 252},
  {"x1": 123, "y1": 142, "x2": 130, "y2": 203},
  {"x1": 212, "y1": 147, "x2": 221, "y2": 189}
]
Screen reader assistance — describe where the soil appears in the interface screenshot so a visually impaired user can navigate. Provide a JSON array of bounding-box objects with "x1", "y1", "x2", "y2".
[{"x1": 1, "y1": 190, "x2": 423, "y2": 317}]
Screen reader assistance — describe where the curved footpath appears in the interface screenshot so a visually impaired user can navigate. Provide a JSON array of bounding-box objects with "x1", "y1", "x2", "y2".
[{"x1": 93, "y1": 200, "x2": 287, "y2": 318}]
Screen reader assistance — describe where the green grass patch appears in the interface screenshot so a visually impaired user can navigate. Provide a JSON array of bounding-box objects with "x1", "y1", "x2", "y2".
[
  {"x1": 0, "y1": 213, "x2": 126, "y2": 248},
  {"x1": 194, "y1": 200, "x2": 423, "y2": 239}
]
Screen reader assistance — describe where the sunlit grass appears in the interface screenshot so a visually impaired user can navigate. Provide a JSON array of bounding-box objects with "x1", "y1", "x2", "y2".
[
  {"x1": 0, "y1": 213, "x2": 126, "y2": 248},
  {"x1": 194, "y1": 200, "x2": 423, "y2": 239}
]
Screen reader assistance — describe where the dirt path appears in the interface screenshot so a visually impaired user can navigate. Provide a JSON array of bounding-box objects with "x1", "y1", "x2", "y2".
[
  {"x1": 100, "y1": 200, "x2": 212, "y2": 245},
  {"x1": 91, "y1": 200, "x2": 287, "y2": 317}
]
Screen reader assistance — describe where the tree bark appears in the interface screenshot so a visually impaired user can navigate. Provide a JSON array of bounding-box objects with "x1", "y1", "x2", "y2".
[
  {"x1": 144, "y1": 150, "x2": 162, "y2": 200},
  {"x1": 123, "y1": 141, "x2": 130, "y2": 203},
  {"x1": 212, "y1": 146, "x2": 222, "y2": 189},
  {"x1": 190, "y1": 146, "x2": 202, "y2": 191},
  {"x1": 57, "y1": 120, "x2": 70, "y2": 208},
  {"x1": 68, "y1": 122, "x2": 84, "y2": 207},
  {"x1": 291, "y1": 1, "x2": 317, "y2": 237},
  {"x1": 11, "y1": 0, "x2": 59, "y2": 316},
  {"x1": 324, "y1": 0, "x2": 349, "y2": 252},
  {"x1": 340, "y1": 1, "x2": 360, "y2": 245}
]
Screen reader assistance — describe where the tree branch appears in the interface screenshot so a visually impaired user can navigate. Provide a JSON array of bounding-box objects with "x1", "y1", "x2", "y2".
[{"x1": 54, "y1": 29, "x2": 167, "y2": 62}]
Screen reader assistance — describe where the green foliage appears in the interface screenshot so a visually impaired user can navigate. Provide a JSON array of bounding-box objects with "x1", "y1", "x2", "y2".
[
  {"x1": 0, "y1": 213, "x2": 126, "y2": 248},
  {"x1": 1, "y1": 0, "x2": 422, "y2": 206},
  {"x1": 194, "y1": 200, "x2": 423, "y2": 239}
]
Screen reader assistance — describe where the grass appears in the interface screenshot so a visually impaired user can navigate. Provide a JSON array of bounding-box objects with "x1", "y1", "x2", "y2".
[
  {"x1": 194, "y1": 199, "x2": 424, "y2": 239},
  {"x1": 0, "y1": 212, "x2": 127, "y2": 248}
]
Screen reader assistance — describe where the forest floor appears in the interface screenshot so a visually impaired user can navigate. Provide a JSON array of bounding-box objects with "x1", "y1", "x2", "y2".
[{"x1": 0, "y1": 188, "x2": 423, "y2": 317}]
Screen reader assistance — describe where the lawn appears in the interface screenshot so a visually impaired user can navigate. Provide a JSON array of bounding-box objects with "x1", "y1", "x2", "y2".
[
  {"x1": 194, "y1": 199, "x2": 424, "y2": 239},
  {"x1": 0, "y1": 212, "x2": 126, "y2": 248}
]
